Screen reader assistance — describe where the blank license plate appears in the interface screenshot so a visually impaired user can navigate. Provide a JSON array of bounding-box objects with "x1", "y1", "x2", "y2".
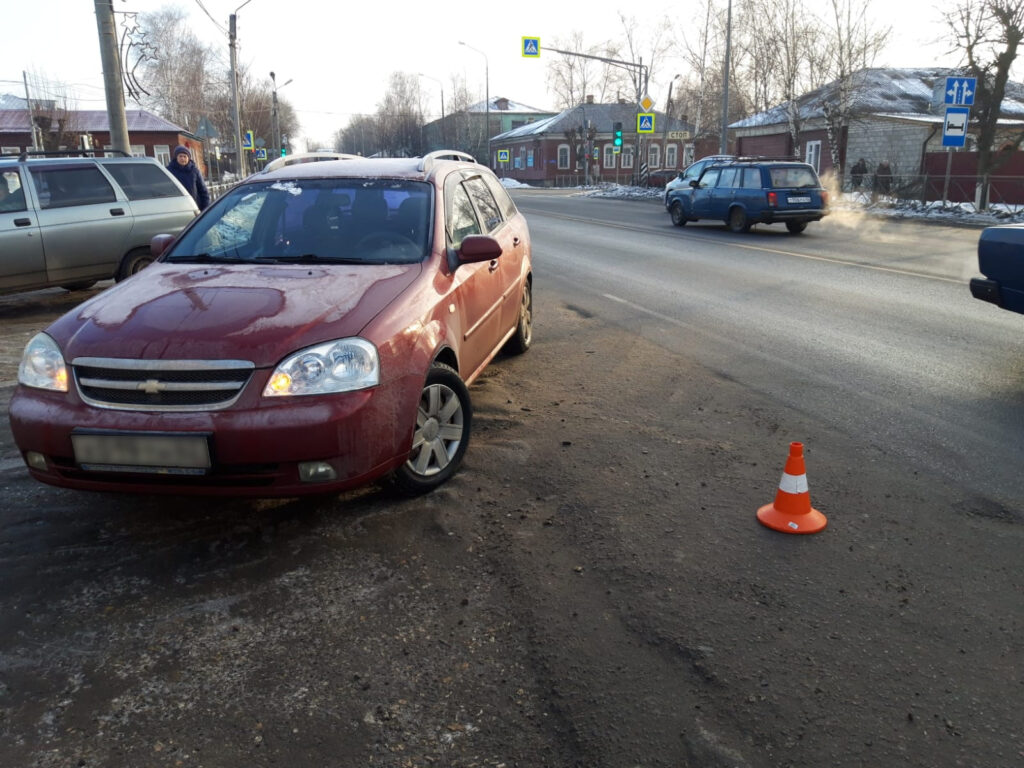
[
  {"x1": 788, "y1": 196, "x2": 811, "y2": 204},
  {"x1": 72, "y1": 432, "x2": 211, "y2": 473}
]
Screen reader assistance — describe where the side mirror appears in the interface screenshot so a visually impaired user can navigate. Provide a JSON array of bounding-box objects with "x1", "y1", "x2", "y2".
[
  {"x1": 457, "y1": 234, "x2": 502, "y2": 264},
  {"x1": 151, "y1": 233, "x2": 176, "y2": 258},
  {"x1": 689, "y1": 179, "x2": 700, "y2": 188}
]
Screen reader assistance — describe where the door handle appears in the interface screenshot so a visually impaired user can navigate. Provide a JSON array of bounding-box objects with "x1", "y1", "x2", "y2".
[
  {"x1": 14, "y1": 218, "x2": 31, "y2": 227},
  {"x1": 109, "y1": 208, "x2": 126, "y2": 216}
]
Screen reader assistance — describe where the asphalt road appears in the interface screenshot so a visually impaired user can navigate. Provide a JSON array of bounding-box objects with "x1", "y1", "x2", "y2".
[{"x1": 0, "y1": 196, "x2": 1020, "y2": 768}]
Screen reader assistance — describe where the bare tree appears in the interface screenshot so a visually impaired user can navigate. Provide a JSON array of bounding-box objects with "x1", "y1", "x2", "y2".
[
  {"x1": 545, "y1": 31, "x2": 632, "y2": 108},
  {"x1": 375, "y1": 72, "x2": 424, "y2": 156},
  {"x1": 945, "y1": 0, "x2": 1024, "y2": 208},
  {"x1": 24, "y1": 74, "x2": 83, "y2": 152},
  {"x1": 125, "y1": 8, "x2": 222, "y2": 134},
  {"x1": 818, "y1": 0, "x2": 890, "y2": 176}
]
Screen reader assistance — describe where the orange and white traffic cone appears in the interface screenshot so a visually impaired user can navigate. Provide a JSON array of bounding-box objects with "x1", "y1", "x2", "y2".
[{"x1": 757, "y1": 442, "x2": 827, "y2": 534}]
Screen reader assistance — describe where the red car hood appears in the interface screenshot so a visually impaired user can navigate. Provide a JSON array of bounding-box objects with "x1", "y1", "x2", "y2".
[{"x1": 49, "y1": 262, "x2": 421, "y2": 366}]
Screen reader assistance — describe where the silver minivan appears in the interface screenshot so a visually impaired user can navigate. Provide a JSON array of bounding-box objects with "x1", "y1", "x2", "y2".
[{"x1": 0, "y1": 153, "x2": 199, "y2": 295}]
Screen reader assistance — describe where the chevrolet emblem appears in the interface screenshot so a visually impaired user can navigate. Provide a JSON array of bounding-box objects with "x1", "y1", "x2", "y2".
[{"x1": 139, "y1": 379, "x2": 165, "y2": 394}]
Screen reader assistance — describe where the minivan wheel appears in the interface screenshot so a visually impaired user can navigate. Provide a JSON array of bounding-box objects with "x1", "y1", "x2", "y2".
[
  {"x1": 728, "y1": 207, "x2": 750, "y2": 233},
  {"x1": 504, "y1": 279, "x2": 533, "y2": 355},
  {"x1": 117, "y1": 247, "x2": 154, "y2": 281},
  {"x1": 392, "y1": 362, "x2": 471, "y2": 494},
  {"x1": 669, "y1": 202, "x2": 688, "y2": 227},
  {"x1": 786, "y1": 221, "x2": 808, "y2": 234}
]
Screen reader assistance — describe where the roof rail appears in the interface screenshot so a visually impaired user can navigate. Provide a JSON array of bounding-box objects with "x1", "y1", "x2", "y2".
[
  {"x1": 17, "y1": 148, "x2": 130, "y2": 161},
  {"x1": 419, "y1": 149, "x2": 477, "y2": 172},
  {"x1": 730, "y1": 155, "x2": 801, "y2": 162},
  {"x1": 260, "y1": 151, "x2": 359, "y2": 173}
]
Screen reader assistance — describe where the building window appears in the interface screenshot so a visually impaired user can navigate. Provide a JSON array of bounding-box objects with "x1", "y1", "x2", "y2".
[
  {"x1": 1, "y1": 146, "x2": 19, "y2": 155},
  {"x1": 648, "y1": 144, "x2": 661, "y2": 168},
  {"x1": 557, "y1": 144, "x2": 570, "y2": 169},
  {"x1": 527, "y1": 149, "x2": 534, "y2": 168},
  {"x1": 154, "y1": 145, "x2": 170, "y2": 165},
  {"x1": 130, "y1": 144, "x2": 146, "y2": 158},
  {"x1": 666, "y1": 144, "x2": 677, "y2": 168},
  {"x1": 622, "y1": 145, "x2": 634, "y2": 169},
  {"x1": 604, "y1": 145, "x2": 615, "y2": 168},
  {"x1": 805, "y1": 140, "x2": 821, "y2": 172}
]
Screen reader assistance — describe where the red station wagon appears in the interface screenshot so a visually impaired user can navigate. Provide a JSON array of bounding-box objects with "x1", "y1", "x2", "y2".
[{"x1": 8, "y1": 150, "x2": 534, "y2": 496}]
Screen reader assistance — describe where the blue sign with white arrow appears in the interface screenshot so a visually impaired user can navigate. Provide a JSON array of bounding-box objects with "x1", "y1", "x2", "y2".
[{"x1": 945, "y1": 77, "x2": 976, "y2": 106}]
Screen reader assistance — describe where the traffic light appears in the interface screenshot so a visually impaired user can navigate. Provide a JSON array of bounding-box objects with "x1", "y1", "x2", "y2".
[{"x1": 613, "y1": 122, "x2": 623, "y2": 147}]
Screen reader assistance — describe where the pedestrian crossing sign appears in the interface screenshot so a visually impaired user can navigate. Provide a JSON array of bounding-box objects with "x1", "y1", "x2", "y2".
[
  {"x1": 242, "y1": 130, "x2": 254, "y2": 150},
  {"x1": 522, "y1": 37, "x2": 540, "y2": 58},
  {"x1": 637, "y1": 113, "x2": 655, "y2": 133},
  {"x1": 498, "y1": 149, "x2": 510, "y2": 162}
]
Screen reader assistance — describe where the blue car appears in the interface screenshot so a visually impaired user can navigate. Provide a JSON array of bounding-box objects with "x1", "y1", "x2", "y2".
[{"x1": 666, "y1": 158, "x2": 829, "y2": 234}]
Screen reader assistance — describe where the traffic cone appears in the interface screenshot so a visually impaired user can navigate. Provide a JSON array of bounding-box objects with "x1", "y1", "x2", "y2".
[{"x1": 757, "y1": 442, "x2": 827, "y2": 534}]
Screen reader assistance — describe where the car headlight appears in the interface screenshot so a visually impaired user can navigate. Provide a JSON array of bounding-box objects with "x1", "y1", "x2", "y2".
[
  {"x1": 263, "y1": 338, "x2": 379, "y2": 397},
  {"x1": 18, "y1": 333, "x2": 68, "y2": 392}
]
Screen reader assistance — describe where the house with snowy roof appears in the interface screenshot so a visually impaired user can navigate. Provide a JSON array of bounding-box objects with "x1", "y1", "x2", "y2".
[
  {"x1": 0, "y1": 94, "x2": 208, "y2": 174},
  {"x1": 488, "y1": 96, "x2": 695, "y2": 187},
  {"x1": 421, "y1": 96, "x2": 557, "y2": 166},
  {"x1": 729, "y1": 67, "x2": 1024, "y2": 196}
]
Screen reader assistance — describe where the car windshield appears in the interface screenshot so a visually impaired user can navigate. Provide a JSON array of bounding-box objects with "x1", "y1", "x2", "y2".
[
  {"x1": 769, "y1": 167, "x2": 820, "y2": 189},
  {"x1": 167, "y1": 178, "x2": 432, "y2": 265}
]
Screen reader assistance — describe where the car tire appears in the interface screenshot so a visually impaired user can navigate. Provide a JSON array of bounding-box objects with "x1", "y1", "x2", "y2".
[
  {"x1": 669, "y1": 201, "x2": 687, "y2": 227},
  {"x1": 117, "y1": 247, "x2": 154, "y2": 281},
  {"x1": 728, "y1": 207, "x2": 750, "y2": 233},
  {"x1": 60, "y1": 280, "x2": 98, "y2": 292},
  {"x1": 392, "y1": 362, "x2": 471, "y2": 494},
  {"x1": 786, "y1": 221, "x2": 808, "y2": 234},
  {"x1": 504, "y1": 279, "x2": 533, "y2": 355}
]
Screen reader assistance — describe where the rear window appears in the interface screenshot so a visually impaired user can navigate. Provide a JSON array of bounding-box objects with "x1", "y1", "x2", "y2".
[
  {"x1": 769, "y1": 167, "x2": 819, "y2": 189},
  {"x1": 104, "y1": 162, "x2": 185, "y2": 200}
]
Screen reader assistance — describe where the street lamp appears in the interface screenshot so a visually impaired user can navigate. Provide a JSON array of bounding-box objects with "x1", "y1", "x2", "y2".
[
  {"x1": 458, "y1": 41, "x2": 489, "y2": 165},
  {"x1": 270, "y1": 71, "x2": 293, "y2": 158},
  {"x1": 418, "y1": 72, "x2": 445, "y2": 150}
]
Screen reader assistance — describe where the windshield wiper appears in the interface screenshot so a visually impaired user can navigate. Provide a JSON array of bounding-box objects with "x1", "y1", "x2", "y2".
[
  {"x1": 166, "y1": 253, "x2": 240, "y2": 264},
  {"x1": 262, "y1": 254, "x2": 366, "y2": 265}
]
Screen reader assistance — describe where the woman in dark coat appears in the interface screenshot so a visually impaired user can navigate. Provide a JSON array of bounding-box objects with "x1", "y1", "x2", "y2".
[{"x1": 166, "y1": 145, "x2": 210, "y2": 210}]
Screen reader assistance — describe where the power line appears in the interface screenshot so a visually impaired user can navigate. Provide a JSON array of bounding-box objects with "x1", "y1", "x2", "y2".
[{"x1": 192, "y1": 0, "x2": 227, "y2": 34}]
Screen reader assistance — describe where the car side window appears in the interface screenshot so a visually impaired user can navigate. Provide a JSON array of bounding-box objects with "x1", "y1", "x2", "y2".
[
  {"x1": 717, "y1": 168, "x2": 739, "y2": 188},
  {"x1": 481, "y1": 173, "x2": 518, "y2": 221},
  {"x1": 464, "y1": 177, "x2": 503, "y2": 233},
  {"x1": 30, "y1": 165, "x2": 116, "y2": 209},
  {"x1": 0, "y1": 169, "x2": 27, "y2": 213},
  {"x1": 446, "y1": 181, "x2": 481, "y2": 249},
  {"x1": 104, "y1": 163, "x2": 185, "y2": 200},
  {"x1": 742, "y1": 168, "x2": 762, "y2": 188},
  {"x1": 698, "y1": 168, "x2": 720, "y2": 188}
]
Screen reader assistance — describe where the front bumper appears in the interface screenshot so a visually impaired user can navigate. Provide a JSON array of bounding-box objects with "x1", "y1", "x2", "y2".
[{"x1": 8, "y1": 379, "x2": 417, "y2": 497}]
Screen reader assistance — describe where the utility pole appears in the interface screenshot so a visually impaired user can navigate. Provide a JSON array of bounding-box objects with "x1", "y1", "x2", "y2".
[
  {"x1": 22, "y1": 71, "x2": 40, "y2": 150},
  {"x1": 229, "y1": 14, "x2": 246, "y2": 177},
  {"x1": 94, "y1": 0, "x2": 131, "y2": 155},
  {"x1": 719, "y1": 0, "x2": 733, "y2": 155}
]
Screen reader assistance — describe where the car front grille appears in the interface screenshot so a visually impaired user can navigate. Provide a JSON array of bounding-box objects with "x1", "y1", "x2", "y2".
[{"x1": 72, "y1": 357, "x2": 255, "y2": 411}]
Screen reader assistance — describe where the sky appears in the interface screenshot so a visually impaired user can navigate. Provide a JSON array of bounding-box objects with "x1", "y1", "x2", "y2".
[{"x1": 3, "y1": 0, "x2": 964, "y2": 149}]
